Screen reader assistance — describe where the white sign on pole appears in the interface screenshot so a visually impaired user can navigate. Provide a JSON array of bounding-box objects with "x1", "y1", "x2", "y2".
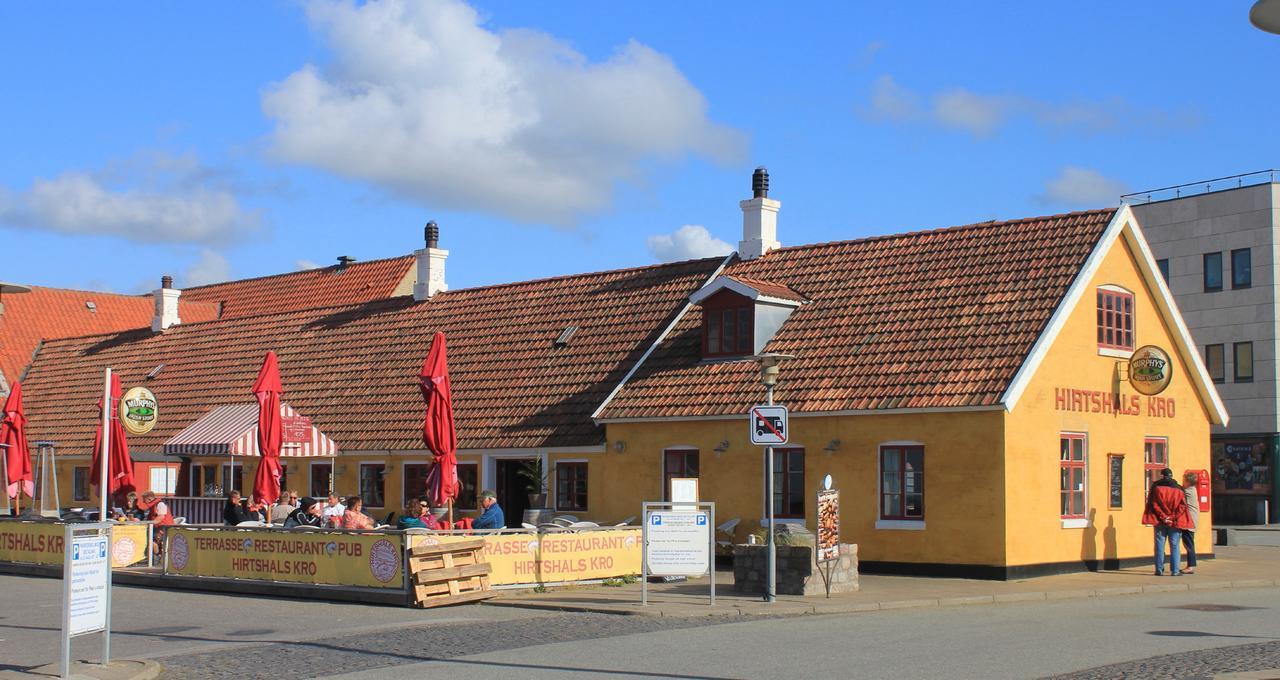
[
  {"x1": 66, "y1": 527, "x2": 110, "y2": 636},
  {"x1": 645, "y1": 510, "x2": 710, "y2": 576},
  {"x1": 749, "y1": 405, "x2": 788, "y2": 445}
]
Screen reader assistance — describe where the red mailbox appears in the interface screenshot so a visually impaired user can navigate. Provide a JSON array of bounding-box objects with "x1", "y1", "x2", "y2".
[{"x1": 1186, "y1": 468, "x2": 1211, "y2": 512}]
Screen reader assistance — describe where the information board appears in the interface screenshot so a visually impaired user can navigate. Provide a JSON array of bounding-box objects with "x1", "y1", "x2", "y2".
[
  {"x1": 645, "y1": 510, "x2": 710, "y2": 576},
  {"x1": 64, "y1": 525, "x2": 111, "y2": 636}
]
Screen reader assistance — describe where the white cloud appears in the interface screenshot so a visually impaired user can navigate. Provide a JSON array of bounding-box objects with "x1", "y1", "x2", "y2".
[
  {"x1": 866, "y1": 75, "x2": 919, "y2": 121},
  {"x1": 932, "y1": 89, "x2": 1012, "y2": 137},
  {"x1": 864, "y1": 77, "x2": 1197, "y2": 138},
  {"x1": 0, "y1": 150, "x2": 263, "y2": 244},
  {"x1": 646, "y1": 225, "x2": 733, "y2": 262},
  {"x1": 1038, "y1": 167, "x2": 1129, "y2": 206},
  {"x1": 262, "y1": 0, "x2": 746, "y2": 226},
  {"x1": 295, "y1": 259, "x2": 322, "y2": 271},
  {"x1": 182, "y1": 249, "x2": 232, "y2": 287}
]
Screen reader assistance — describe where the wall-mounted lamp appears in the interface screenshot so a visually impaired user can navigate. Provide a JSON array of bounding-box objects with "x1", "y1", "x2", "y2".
[
  {"x1": 823, "y1": 439, "x2": 841, "y2": 456},
  {"x1": 613, "y1": 440, "x2": 626, "y2": 453},
  {"x1": 713, "y1": 440, "x2": 730, "y2": 456}
]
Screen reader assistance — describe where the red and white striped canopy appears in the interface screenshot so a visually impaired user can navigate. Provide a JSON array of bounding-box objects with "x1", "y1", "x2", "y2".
[{"x1": 163, "y1": 403, "x2": 337, "y2": 457}]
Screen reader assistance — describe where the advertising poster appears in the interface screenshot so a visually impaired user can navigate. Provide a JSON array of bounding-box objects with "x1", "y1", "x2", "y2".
[
  {"x1": 412, "y1": 529, "x2": 642, "y2": 586},
  {"x1": 164, "y1": 528, "x2": 404, "y2": 589},
  {"x1": 816, "y1": 489, "x2": 840, "y2": 563},
  {"x1": 1213, "y1": 439, "x2": 1272, "y2": 496}
]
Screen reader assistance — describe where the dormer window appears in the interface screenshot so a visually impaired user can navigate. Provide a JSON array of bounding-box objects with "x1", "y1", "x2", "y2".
[
  {"x1": 703, "y1": 291, "x2": 753, "y2": 356},
  {"x1": 690, "y1": 274, "x2": 807, "y2": 360}
]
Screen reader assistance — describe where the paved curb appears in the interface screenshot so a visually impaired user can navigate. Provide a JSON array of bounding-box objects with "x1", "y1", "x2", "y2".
[
  {"x1": 485, "y1": 578, "x2": 1280, "y2": 618},
  {"x1": 19, "y1": 659, "x2": 162, "y2": 680}
]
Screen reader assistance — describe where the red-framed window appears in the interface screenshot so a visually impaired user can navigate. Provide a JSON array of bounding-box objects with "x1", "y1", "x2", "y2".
[
  {"x1": 702, "y1": 290, "x2": 753, "y2": 357},
  {"x1": 1096, "y1": 288, "x2": 1134, "y2": 351},
  {"x1": 663, "y1": 449, "x2": 699, "y2": 501},
  {"x1": 1144, "y1": 437, "x2": 1168, "y2": 488},
  {"x1": 771, "y1": 449, "x2": 805, "y2": 518},
  {"x1": 880, "y1": 445, "x2": 924, "y2": 520},
  {"x1": 555, "y1": 462, "x2": 588, "y2": 512},
  {"x1": 1060, "y1": 433, "x2": 1086, "y2": 519}
]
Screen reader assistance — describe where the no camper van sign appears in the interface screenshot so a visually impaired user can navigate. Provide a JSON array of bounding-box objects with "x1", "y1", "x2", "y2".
[{"x1": 1128, "y1": 345, "x2": 1172, "y2": 396}]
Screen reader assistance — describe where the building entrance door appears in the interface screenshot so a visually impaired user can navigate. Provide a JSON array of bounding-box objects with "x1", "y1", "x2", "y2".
[{"x1": 495, "y1": 458, "x2": 533, "y2": 528}]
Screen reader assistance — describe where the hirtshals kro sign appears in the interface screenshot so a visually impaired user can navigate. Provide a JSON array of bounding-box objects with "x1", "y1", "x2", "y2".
[
  {"x1": 1128, "y1": 345, "x2": 1173, "y2": 396},
  {"x1": 119, "y1": 387, "x2": 158, "y2": 436}
]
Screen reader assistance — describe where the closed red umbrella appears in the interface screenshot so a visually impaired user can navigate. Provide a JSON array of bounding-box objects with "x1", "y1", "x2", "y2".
[
  {"x1": 90, "y1": 372, "x2": 136, "y2": 503},
  {"x1": 251, "y1": 351, "x2": 284, "y2": 508},
  {"x1": 420, "y1": 333, "x2": 459, "y2": 515},
  {"x1": 1, "y1": 382, "x2": 33, "y2": 508}
]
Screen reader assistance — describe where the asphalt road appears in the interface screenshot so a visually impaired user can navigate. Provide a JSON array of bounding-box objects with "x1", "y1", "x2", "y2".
[
  {"x1": 327, "y1": 588, "x2": 1280, "y2": 680},
  {"x1": 5, "y1": 572, "x2": 1280, "y2": 679}
]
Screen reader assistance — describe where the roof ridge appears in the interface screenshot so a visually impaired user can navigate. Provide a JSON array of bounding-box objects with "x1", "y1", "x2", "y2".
[
  {"x1": 764, "y1": 208, "x2": 1117, "y2": 255},
  {"x1": 181, "y1": 253, "x2": 415, "y2": 293},
  {"x1": 426, "y1": 255, "x2": 725, "y2": 296},
  {"x1": 25, "y1": 284, "x2": 159, "y2": 299}
]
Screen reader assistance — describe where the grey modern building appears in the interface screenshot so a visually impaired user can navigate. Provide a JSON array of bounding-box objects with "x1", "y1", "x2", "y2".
[{"x1": 1128, "y1": 171, "x2": 1279, "y2": 524}]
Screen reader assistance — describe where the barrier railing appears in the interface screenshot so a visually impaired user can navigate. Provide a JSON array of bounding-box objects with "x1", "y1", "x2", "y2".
[{"x1": 162, "y1": 497, "x2": 224, "y2": 525}]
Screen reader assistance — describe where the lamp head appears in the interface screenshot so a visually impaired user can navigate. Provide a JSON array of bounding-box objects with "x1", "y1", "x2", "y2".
[{"x1": 754, "y1": 352, "x2": 795, "y2": 387}]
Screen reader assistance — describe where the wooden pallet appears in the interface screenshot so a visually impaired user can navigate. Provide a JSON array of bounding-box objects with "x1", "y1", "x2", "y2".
[{"x1": 408, "y1": 538, "x2": 494, "y2": 608}]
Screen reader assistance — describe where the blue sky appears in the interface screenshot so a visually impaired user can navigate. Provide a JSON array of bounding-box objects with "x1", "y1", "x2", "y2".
[{"x1": 1, "y1": 2, "x2": 1276, "y2": 293}]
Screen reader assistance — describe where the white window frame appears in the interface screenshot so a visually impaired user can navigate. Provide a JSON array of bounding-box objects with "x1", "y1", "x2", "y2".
[
  {"x1": 309, "y1": 460, "x2": 334, "y2": 498},
  {"x1": 358, "y1": 460, "x2": 388, "y2": 508},
  {"x1": 400, "y1": 457, "x2": 431, "y2": 508}
]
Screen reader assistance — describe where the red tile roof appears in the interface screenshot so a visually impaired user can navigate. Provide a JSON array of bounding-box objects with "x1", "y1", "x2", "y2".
[
  {"x1": 0, "y1": 287, "x2": 219, "y2": 391},
  {"x1": 19, "y1": 257, "x2": 724, "y2": 454},
  {"x1": 722, "y1": 275, "x2": 808, "y2": 302},
  {"x1": 597, "y1": 209, "x2": 1117, "y2": 419},
  {"x1": 180, "y1": 255, "x2": 415, "y2": 319}
]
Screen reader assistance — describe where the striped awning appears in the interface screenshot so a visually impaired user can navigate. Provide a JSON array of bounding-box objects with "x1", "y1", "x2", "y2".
[{"x1": 163, "y1": 403, "x2": 337, "y2": 457}]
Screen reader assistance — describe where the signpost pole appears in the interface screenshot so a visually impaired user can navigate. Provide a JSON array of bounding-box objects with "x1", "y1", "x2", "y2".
[
  {"x1": 641, "y1": 503, "x2": 649, "y2": 606},
  {"x1": 99, "y1": 368, "x2": 112, "y2": 522},
  {"x1": 764, "y1": 384, "x2": 776, "y2": 604},
  {"x1": 709, "y1": 502, "x2": 716, "y2": 606}
]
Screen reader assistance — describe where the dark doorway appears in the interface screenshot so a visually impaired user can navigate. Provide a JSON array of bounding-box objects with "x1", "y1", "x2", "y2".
[{"x1": 495, "y1": 458, "x2": 534, "y2": 528}]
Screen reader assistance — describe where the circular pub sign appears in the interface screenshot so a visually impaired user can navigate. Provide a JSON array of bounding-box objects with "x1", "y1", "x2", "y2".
[
  {"x1": 120, "y1": 386, "x2": 159, "y2": 435},
  {"x1": 1128, "y1": 345, "x2": 1172, "y2": 396}
]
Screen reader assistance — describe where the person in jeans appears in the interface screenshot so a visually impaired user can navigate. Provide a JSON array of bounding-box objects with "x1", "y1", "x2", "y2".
[
  {"x1": 1181, "y1": 471, "x2": 1201, "y2": 574},
  {"x1": 1142, "y1": 468, "x2": 1191, "y2": 576}
]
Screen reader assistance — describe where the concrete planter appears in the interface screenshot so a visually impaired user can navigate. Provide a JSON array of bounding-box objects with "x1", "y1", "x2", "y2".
[{"x1": 733, "y1": 542, "x2": 859, "y2": 596}]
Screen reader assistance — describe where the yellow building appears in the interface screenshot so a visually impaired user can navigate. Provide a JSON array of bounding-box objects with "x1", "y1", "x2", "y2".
[{"x1": 16, "y1": 172, "x2": 1225, "y2": 578}]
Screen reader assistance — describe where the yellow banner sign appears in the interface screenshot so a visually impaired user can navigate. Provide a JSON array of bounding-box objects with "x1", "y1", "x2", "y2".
[
  {"x1": 411, "y1": 529, "x2": 641, "y2": 586},
  {"x1": 0, "y1": 520, "x2": 150, "y2": 568},
  {"x1": 165, "y1": 527, "x2": 403, "y2": 589}
]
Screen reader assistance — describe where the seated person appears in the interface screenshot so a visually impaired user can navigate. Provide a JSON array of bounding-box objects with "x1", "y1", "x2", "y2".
[
  {"x1": 223, "y1": 491, "x2": 251, "y2": 526},
  {"x1": 272, "y1": 491, "x2": 298, "y2": 524},
  {"x1": 397, "y1": 499, "x2": 439, "y2": 530},
  {"x1": 138, "y1": 491, "x2": 174, "y2": 555},
  {"x1": 472, "y1": 490, "x2": 505, "y2": 530},
  {"x1": 322, "y1": 494, "x2": 346, "y2": 528},
  {"x1": 342, "y1": 496, "x2": 375, "y2": 530},
  {"x1": 245, "y1": 500, "x2": 267, "y2": 523},
  {"x1": 284, "y1": 497, "x2": 324, "y2": 528}
]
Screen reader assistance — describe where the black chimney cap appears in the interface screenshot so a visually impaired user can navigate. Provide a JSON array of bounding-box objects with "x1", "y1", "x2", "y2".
[
  {"x1": 752, "y1": 166, "x2": 769, "y2": 199},
  {"x1": 335, "y1": 255, "x2": 356, "y2": 269},
  {"x1": 425, "y1": 220, "x2": 439, "y2": 248},
  {"x1": 161, "y1": 275, "x2": 173, "y2": 289}
]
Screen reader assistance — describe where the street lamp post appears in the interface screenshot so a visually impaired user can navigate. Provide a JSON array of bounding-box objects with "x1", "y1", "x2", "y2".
[{"x1": 755, "y1": 352, "x2": 793, "y2": 603}]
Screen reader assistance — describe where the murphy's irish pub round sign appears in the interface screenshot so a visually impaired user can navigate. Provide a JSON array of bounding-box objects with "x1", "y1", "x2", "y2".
[
  {"x1": 120, "y1": 387, "x2": 158, "y2": 435},
  {"x1": 1128, "y1": 345, "x2": 1172, "y2": 396}
]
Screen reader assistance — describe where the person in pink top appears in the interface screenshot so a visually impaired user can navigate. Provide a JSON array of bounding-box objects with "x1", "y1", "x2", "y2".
[{"x1": 341, "y1": 496, "x2": 375, "y2": 530}]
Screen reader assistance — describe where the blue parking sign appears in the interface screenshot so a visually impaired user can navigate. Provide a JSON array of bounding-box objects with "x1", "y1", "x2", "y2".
[
  {"x1": 696, "y1": 514, "x2": 707, "y2": 525},
  {"x1": 650, "y1": 514, "x2": 662, "y2": 525}
]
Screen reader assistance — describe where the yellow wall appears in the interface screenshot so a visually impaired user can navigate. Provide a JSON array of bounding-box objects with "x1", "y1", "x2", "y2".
[
  {"x1": 1004, "y1": 233, "x2": 1214, "y2": 566},
  {"x1": 605, "y1": 410, "x2": 1008, "y2": 566}
]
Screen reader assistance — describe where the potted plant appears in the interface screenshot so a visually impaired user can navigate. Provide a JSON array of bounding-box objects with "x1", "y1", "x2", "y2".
[{"x1": 517, "y1": 458, "x2": 549, "y2": 508}]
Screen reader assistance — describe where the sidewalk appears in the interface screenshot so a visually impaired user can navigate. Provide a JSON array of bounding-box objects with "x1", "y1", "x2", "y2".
[{"x1": 486, "y1": 545, "x2": 1280, "y2": 618}]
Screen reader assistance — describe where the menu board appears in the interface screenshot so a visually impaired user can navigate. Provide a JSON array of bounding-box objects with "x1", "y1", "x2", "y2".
[
  {"x1": 816, "y1": 489, "x2": 840, "y2": 563},
  {"x1": 1213, "y1": 439, "x2": 1272, "y2": 496},
  {"x1": 1108, "y1": 455, "x2": 1124, "y2": 509}
]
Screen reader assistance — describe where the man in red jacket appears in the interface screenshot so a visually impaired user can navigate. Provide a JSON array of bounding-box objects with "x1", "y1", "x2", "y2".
[{"x1": 1142, "y1": 468, "x2": 1192, "y2": 576}]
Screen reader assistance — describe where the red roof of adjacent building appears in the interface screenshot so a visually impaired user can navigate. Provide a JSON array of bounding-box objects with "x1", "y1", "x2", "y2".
[
  {"x1": 19, "y1": 257, "x2": 724, "y2": 454},
  {"x1": 180, "y1": 255, "x2": 415, "y2": 319},
  {"x1": 0, "y1": 287, "x2": 219, "y2": 391},
  {"x1": 597, "y1": 209, "x2": 1117, "y2": 420}
]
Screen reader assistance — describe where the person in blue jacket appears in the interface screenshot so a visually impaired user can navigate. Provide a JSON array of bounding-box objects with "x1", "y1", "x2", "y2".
[{"x1": 473, "y1": 490, "x2": 505, "y2": 529}]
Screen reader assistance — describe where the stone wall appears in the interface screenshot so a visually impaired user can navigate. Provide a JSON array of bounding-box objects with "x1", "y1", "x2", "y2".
[{"x1": 732, "y1": 543, "x2": 858, "y2": 596}]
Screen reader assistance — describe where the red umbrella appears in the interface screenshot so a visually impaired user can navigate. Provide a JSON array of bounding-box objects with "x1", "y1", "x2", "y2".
[
  {"x1": 420, "y1": 332, "x2": 459, "y2": 512},
  {"x1": 251, "y1": 351, "x2": 284, "y2": 507},
  {"x1": 1, "y1": 382, "x2": 33, "y2": 506},
  {"x1": 90, "y1": 372, "x2": 136, "y2": 502}
]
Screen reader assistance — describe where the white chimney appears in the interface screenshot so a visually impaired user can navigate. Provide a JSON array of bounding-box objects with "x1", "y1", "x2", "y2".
[
  {"x1": 152, "y1": 275, "x2": 181, "y2": 332},
  {"x1": 738, "y1": 166, "x2": 781, "y2": 260},
  {"x1": 413, "y1": 221, "x2": 449, "y2": 301}
]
